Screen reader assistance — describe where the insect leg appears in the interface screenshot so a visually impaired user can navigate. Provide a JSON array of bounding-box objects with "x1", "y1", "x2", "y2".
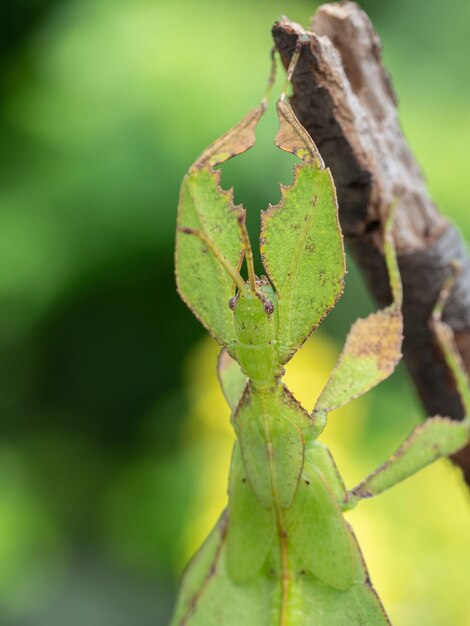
[{"x1": 349, "y1": 415, "x2": 469, "y2": 502}]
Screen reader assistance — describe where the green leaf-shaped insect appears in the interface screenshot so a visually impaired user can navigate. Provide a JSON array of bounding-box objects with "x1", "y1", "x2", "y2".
[{"x1": 172, "y1": 49, "x2": 470, "y2": 625}]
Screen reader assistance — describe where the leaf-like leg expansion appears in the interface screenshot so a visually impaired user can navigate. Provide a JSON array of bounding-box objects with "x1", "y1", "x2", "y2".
[
  {"x1": 314, "y1": 209, "x2": 402, "y2": 419},
  {"x1": 176, "y1": 105, "x2": 265, "y2": 346},
  {"x1": 351, "y1": 416, "x2": 470, "y2": 500},
  {"x1": 260, "y1": 99, "x2": 345, "y2": 364},
  {"x1": 226, "y1": 444, "x2": 276, "y2": 582}
]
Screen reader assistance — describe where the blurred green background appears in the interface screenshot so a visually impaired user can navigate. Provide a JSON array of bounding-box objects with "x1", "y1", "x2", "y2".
[{"x1": 0, "y1": 0, "x2": 469, "y2": 624}]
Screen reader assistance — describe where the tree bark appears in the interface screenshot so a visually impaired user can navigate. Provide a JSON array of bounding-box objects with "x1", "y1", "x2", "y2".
[{"x1": 272, "y1": 1, "x2": 470, "y2": 485}]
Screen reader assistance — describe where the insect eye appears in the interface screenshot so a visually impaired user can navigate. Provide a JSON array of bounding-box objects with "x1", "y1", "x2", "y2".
[{"x1": 264, "y1": 300, "x2": 274, "y2": 315}]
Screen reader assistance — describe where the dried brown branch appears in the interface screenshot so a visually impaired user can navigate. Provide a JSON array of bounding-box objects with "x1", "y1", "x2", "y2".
[{"x1": 272, "y1": 1, "x2": 470, "y2": 484}]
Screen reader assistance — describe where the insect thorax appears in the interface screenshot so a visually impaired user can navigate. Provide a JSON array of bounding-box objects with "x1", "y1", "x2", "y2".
[{"x1": 228, "y1": 281, "x2": 281, "y2": 388}]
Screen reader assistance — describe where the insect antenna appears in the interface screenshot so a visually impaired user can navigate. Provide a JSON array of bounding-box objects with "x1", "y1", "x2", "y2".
[
  {"x1": 179, "y1": 227, "x2": 246, "y2": 293},
  {"x1": 280, "y1": 35, "x2": 307, "y2": 101},
  {"x1": 233, "y1": 47, "x2": 278, "y2": 296},
  {"x1": 262, "y1": 47, "x2": 277, "y2": 107}
]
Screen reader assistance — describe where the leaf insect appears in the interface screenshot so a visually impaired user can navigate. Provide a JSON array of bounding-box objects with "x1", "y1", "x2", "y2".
[{"x1": 171, "y1": 43, "x2": 470, "y2": 625}]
